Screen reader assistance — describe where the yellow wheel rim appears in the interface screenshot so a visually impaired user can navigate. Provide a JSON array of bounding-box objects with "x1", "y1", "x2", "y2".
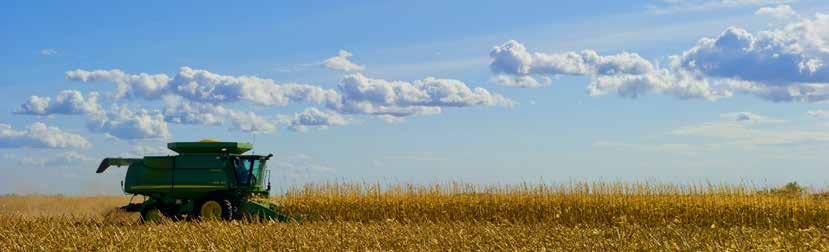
[
  {"x1": 200, "y1": 201, "x2": 222, "y2": 219},
  {"x1": 143, "y1": 209, "x2": 163, "y2": 223}
]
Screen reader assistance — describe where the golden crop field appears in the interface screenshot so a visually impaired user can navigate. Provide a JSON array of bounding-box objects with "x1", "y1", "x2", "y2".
[{"x1": 2, "y1": 182, "x2": 829, "y2": 251}]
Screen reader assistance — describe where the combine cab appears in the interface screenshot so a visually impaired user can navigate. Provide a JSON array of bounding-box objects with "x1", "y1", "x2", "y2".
[{"x1": 97, "y1": 139, "x2": 292, "y2": 222}]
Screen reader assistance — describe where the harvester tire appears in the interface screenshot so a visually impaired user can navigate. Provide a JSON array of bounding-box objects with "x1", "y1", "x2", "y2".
[
  {"x1": 197, "y1": 199, "x2": 233, "y2": 220},
  {"x1": 140, "y1": 206, "x2": 165, "y2": 223}
]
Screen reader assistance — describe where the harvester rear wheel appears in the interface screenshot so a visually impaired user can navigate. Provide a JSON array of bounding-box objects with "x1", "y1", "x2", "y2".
[{"x1": 197, "y1": 199, "x2": 233, "y2": 220}]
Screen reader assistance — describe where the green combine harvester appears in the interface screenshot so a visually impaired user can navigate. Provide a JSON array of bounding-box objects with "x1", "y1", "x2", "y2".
[{"x1": 96, "y1": 139, "x2": 292, "y2": 222}]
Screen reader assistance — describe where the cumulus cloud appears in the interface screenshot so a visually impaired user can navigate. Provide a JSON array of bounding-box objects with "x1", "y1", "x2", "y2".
[
  {"x1": 66, "y1": 69, "x2": 171, "y2": 99},
  {"x1": 378, "y1": 114, "x2": 407, "y2": 124},
  {"x1": 87, "y1": 104, "x2": 170, "y2": 140},
  {"x1": 756, "y1": 4, "x2": 799, "y2": 20},
  {"x1": 0, "y1": 122, "x2": 91, "y2": 149},
  {"x1": 490, "y1": 74, "x2": 549, "y2": 88},
  {"x1": 67, "y1": 66, "x2": 508, "y2": 119},
  {"x1": 491, "y1": 12, "x2": 829, "y2": 103},
  {"x1": 67, "y1": 67, "x2": 341, "y2": 107},
  {"x1": 719, "y1": 112, "x2": 786, "y2": 124},
  {"x1": 161, "y1": 96, "x2": 227, "y2": 126},
  {"x1": 646, "y1": 0, "x2": 794, "y2": 15},
  {"x1": 673, "y1": 18, "x2": 829, "y2": 102},
  {"x1": 162, "y1": 101, "x2": 349, "y2": 133},
  {"x1": 170, "y1": 67, "x2": 340, "y2": 106},
  {"x1": 225, "y1": 110, "x2": 278, "y2": 133},
  {"x1": 14, "y1": 90, "x2": 175, "y2": 140},
  {"x1": 15, "y1": 90, "x2": 101, "y2": 115},
  {"x1": 289, "y1": 108, "x2": 349, "y2": 132},
  {"x1": 321, "y1": 50, "x2": 365, "y2": 72},
  {"x1": 61, "y1": 66, "x2": 507, "y2": 133},
  {"x1": 675, "y1": 25, "x2": 827, "y2": 85},
  {"x1": 336, "y1": 73, "x2": 512, "y2": 117},
  {"x1": 807, "y1": 110, "x2": 829, "y2": 118},
  {"x1": 489, "y1": 40, "x2": 728, "y2": 100},
  {"x1": 490, "y1": 40, "x2": 655, "y2": 76}
]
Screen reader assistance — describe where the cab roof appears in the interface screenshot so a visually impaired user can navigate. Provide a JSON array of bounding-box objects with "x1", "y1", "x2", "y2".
[{"x1": 167, "y1": 141, "x2": 253, "y2": 154}]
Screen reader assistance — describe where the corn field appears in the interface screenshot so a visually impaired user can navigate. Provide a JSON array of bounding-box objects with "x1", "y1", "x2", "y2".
[{"x1": 2, "y1": 182, "x2": 829, "y2": 250}]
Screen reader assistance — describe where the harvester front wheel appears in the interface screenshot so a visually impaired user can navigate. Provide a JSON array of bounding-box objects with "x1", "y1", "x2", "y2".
[
  {"x1": 140, "y1": 207, "x2": 165, "y2": 223},
  {"x1": 197, "y1": 199, "x2": 233, "y2": 220}
]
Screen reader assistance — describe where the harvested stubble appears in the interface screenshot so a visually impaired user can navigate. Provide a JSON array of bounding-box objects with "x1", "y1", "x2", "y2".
[{"x1": 1, "y1": 182, "x2": 828, "y2": 251}]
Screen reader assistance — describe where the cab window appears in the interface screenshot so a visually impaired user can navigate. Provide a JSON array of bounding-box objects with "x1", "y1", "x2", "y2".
[
  {"x1": 234, "y1": 158, "x2": 251, "y2": 185},
  {"x1": 234, "y1": 157, "x2": 261, "y2": 186}
]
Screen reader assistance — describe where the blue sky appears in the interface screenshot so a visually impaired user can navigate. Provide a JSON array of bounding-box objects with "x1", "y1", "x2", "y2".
[{"x1": 2, "y1": 0, "x2": 829, "y2": 194}]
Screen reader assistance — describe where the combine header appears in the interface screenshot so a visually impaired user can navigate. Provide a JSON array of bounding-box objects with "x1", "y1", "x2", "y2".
[{"x1": 97, "y1": 139, "x2": 292, "y2": 222}]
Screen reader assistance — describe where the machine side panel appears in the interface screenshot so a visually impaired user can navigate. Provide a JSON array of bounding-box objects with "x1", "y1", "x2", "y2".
[
  {"x1": 124, "y1": 156, "x2": 174, "y2": 194},
  {"x1": 172, "y1": 154, "x2": 230, "y2": 198}
]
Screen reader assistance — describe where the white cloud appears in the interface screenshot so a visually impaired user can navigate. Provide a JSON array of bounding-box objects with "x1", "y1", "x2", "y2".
[
  {"x1": 671, "y1": 17, "x2": 829, "y2": 102},
  {"x1": 491, "y1": 12, "x2": 829, "y2": 103},
  {"x1": 807, "y1": 110, "x2": 829, "y2": 118},
  {"x1": 646, "y1": 0, "x2": 794, "y2": 15},
  {"x1": 490, "y1": 74, "x2": 549, "y2": 88},
  {"x1": 489, "y1": 40, "x2": 728, "y2": 100},
  {"x1": 0, "y1": 122, "x2": 91, "y2": 149},
  {"x1": 65, "y1": 66, "x2": 509, "y2": 129},
  {"x1": 717, "y1": 79, "x2": 829, "y2": 103},
  {"x1": 170, "y1": 67, "x2": 340, "y2": 106},
  {"x1": 379, "y1": 115, "x2": 406, "y2": 124},
  {"x1": 15, "y1": 90, "x2": 101, "y2": 115},
  {"x1": 675, "y1": 23, "x2": 829, "y2": 84},
  {"x1": 66, "y1": 69, "x2": 170, "y2": 99},
  {"x1": 87, "y1": 104, "x2": 170, "y2": 140},
  {"x1": 66, "y1": 67, "x2": 341, "y2": 107},
  {"x1": 161, "y1": 95, "x2": 227, "y2": 126},
  {"x1": 719, "y1": 112, "x2": 786, "y2": 123},
  {"x1": 161, "y1": 95, "x2": 339, "y2": 133},
  {"x1": 14, "y1": 91, "x2": 174, "y2": 140},
  {"x1": 756, "y1": 4, "x2": 799, "y2": 20},
  {"x1": 40, "y1": 48, "x2": 57, "y2": 56},
  {"x1": 321, "y1": 50, "x2": 366, "y2": 72},
  {"x1": 129, "y1": 144, "x2": 175, "y2": 157},
  {"x1": 336, "y1": 73, "x2": 513, "y2": 117},
  {"x1": 289, "y1": 108, "x2": 349, "y2": 132},
  {"x1": 225, "y1": 110, "x2": 278, "y2": 133}
]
